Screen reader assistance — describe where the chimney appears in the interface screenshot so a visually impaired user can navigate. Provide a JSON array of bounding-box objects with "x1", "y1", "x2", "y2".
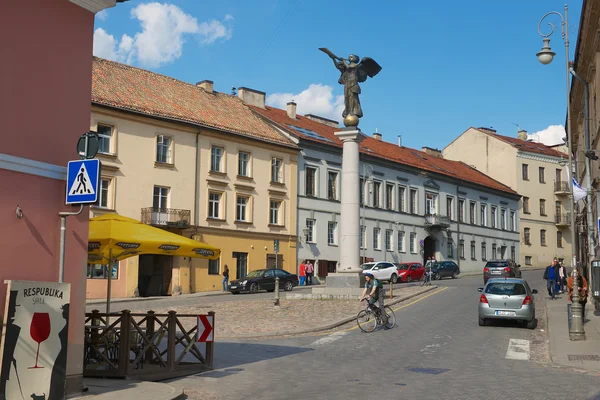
[
  {"x1": 304, "y1": 114, "x2": 339, "y2": 128},
  {"x1": 397, "y1": 135, "x2": 402, "y2": 147},
  {"x1": 237, "y1": 87, "x2": 266, "y2": 109},
  {"x1": 373, "y1": 129, "x2": 382, "y2": 141},
  {"x1": 286, "y1": 101, "x2": 297, "y2": 119},
  {"x1": 422, "y1": 147, "x2": 443, "y2": 158},
  {"x1": 196, "y1": 80, "x2": 214, "y2": 93},
  {"x1": 517, "y1": 129, "x2": 528, "y2": 140}
]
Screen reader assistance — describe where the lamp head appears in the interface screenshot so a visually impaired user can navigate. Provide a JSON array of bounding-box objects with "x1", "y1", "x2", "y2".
[
  {"x1": 537, "y1": 37, "x2": 556, "y2": 65},
  {"x1": 302, "y1": 227, "x2": 310, "y2": 237}
]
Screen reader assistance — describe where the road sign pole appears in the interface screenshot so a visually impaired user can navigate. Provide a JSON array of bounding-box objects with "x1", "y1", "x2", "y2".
[{"x1": 58, "y1": 204, "x2": 84, "y2": 282}]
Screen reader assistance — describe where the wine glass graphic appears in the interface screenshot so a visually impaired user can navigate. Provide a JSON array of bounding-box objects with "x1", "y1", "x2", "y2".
[{"x1": 28, "y1": 312, "x2": 51, "y2": 369}]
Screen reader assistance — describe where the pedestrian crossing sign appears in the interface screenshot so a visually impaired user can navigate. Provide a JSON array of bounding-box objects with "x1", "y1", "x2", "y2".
[{"x1": 65, "y1": 159, "x2": 100, "y2": 205}]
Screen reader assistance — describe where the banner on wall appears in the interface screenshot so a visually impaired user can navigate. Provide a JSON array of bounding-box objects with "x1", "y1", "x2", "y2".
[{"x1": 0, "y1": 280, "x2": 71, "y2": 400}]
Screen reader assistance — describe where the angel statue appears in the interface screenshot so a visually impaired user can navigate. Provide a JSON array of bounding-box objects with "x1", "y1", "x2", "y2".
[{"x1": 319, "y1": 48, "x2": 382, "y2": 127}]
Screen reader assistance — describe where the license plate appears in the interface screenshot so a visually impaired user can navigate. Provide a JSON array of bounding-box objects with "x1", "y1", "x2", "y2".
[
  {"x1": 491, "y1": 271, "x2": 501, "y2": 275},
  {"x1": 495, "y1": 310, "x2": 516, "y2": 316},
  {"x1": 230, "y1": 286, "x2": 237, "y2": 289}
]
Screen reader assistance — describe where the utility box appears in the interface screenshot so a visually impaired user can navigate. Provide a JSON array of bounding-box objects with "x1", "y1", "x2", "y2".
[{"x1": 591, "y1": 260, "x2": 600, "y2": 311}]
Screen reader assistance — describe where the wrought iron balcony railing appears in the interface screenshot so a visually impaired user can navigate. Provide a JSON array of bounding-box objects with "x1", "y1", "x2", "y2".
[
  {"x1": 554, "y1": 213, "x2": 571, "y2": 226},
  {"x1": 554, "y1": 181, "x2": 569, "y2": 194},
  {"x1": 141, "y1": 207, "x2": 191, "y2": 229},
  {"x1": 424, "y1": 214, "x2": 450, "y2": 229}
]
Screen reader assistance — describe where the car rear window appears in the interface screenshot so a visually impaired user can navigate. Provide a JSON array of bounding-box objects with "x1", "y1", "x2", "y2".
[
  {"x1": 485, "y1": 262, "x2": 508, "y2": 269},
  {"x1": 485, "y1": 283, "x2": 526, "y2": 296}
]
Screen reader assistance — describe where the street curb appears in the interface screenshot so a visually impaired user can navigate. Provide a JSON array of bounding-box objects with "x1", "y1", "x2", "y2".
[{"x1": 219, "y1": 285, "x2": 440, "y2": 339}]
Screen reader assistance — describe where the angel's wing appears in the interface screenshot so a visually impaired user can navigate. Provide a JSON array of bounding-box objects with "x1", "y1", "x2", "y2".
[{"x1": 357, "y1": 57, "x2": 382, "y2": 82}]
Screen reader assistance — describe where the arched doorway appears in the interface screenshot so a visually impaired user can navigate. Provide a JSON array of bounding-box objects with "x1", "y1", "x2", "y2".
[{"x1": 423, "y1": 236, "x2": 436, "y2": 265}]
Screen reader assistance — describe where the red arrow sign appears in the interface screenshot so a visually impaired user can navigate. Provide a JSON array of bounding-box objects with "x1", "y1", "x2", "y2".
[{"x1": 197, "y1": 314, "x2": 214, "y2": 342}]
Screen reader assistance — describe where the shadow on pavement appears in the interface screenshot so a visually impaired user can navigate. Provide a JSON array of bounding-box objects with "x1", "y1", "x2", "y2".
[{"x1": 209, "y1": 341, "x2": 313, "y2": 371}]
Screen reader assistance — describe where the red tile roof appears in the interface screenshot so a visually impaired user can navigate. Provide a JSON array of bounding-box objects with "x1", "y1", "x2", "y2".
[
  {"x1": 252, "y1": 107, "x2": 518, "y2": 196},
  {"x1": 91, "y1": 57, "x2": 296, "y2": 148},
  {"x1": 474, "y1": 128, "x2": 567, "y2": 158}
]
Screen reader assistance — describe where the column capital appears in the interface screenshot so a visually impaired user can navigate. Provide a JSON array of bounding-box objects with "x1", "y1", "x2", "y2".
[{"x1": 335, "y1": 128, "x2": 366, "y2": 143}]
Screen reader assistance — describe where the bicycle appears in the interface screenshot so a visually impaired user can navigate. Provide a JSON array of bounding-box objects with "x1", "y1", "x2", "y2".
[
  {"x1": 420, "y1": 270, "x2": 433, "y2": 286},
  {"x1": 356, "y1": 299, "x2": 396, "y2": 332}
]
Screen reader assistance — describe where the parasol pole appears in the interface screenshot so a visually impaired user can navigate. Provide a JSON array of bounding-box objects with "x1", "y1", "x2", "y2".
[{"x1": 106, "y1": 248, "x2": 112, "y2": 325}]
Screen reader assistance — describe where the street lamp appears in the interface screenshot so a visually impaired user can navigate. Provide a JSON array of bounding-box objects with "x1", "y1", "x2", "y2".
[{"x1": 536, "y1": 5, "x2": 585, "y2": 340}]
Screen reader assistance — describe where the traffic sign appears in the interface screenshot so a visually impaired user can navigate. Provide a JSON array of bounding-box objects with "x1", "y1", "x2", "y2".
[
  {"x1": 197, "y1": 314, "x2": 214, "y2": 342},
  {"x1": 65, "y1": 159, "x2": 100, "y2": 205},
  {"x1": 77, "y1": 131, "x2": 100, "y2": 159}
]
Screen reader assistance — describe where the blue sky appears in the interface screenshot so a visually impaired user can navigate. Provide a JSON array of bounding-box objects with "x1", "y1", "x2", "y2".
[{"x1": 93, "y1": 0, "x2": 583, "y2": 150}]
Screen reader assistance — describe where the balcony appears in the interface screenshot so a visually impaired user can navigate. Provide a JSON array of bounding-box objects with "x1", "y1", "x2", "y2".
[
  {"x1": 424, "y1": 214, "x2": 450, "y2": 230},
  {"x1": 141, "y1": 207, "x2": 191, "y2": 229},
  {"x1": 554, "y1": 181, "x2": 570, "y2": 195},
  {"x1": 554, "y1": 213, "x2": 571, "y2": 227}
]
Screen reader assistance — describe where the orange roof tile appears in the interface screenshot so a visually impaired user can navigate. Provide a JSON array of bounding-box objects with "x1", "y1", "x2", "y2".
[
  {"x1": 252, "y1": 106, "x2": 518, "y2": 196},
  {"x1": 91, "y1": 57, "x2": 296, "y2": 148},
  {"x1": 474, "y1": 128, "x2": 567, "y2": 158}
]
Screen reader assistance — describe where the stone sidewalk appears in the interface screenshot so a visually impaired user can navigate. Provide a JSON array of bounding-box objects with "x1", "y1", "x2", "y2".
[{"x1": 70, "y1": 379, "x2": 183, "y2": 400}]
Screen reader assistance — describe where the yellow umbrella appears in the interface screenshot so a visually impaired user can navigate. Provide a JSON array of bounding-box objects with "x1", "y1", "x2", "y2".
[{"x1": 88, "y1": 213, "x2": 220, "y2": 316}]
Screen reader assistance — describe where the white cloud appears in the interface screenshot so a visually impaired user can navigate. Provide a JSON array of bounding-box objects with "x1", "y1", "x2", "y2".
[
  {"x1": 267, "y1": 84, "x2": 344, "y2": 122},
  {"x1": 224, "y1": 14, "x2": 234, "y2": 21},
  {"x1": 528, "y1": 125, "x2": 566, "y2": 146},
  {"x1": 93, "y1": 3, "x2": 233, "y2": 68},
  {"x1": 96, "y1": 9, "x2": 108, "y2": 20}
]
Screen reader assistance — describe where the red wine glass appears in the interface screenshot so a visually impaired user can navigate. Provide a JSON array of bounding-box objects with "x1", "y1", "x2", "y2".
[{"x1": 28, "y1": 312, "x2": 51, "y2": 369}]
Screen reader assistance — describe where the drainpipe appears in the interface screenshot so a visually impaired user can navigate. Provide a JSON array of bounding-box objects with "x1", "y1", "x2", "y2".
[
  {"x1": 456, "y1": 184, "x2": 461, "y2": 269},
  {"x1": 191, "y1": 131, "x2": 201, "y2": 293}
]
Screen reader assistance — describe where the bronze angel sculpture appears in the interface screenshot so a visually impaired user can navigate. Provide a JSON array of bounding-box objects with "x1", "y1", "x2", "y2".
[{"x1": 319, "y1": 48, "x2": 382, "y2": 127}]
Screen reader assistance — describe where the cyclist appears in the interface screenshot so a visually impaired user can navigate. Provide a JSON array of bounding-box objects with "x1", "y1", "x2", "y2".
[{"x1": 360, "y1": 273, "x2": 388, "y2": 325}]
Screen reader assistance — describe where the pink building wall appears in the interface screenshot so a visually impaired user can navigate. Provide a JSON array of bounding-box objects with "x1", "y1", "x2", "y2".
[{"x1": 0, "y1": 0, "x2": 95, "y2": 394}]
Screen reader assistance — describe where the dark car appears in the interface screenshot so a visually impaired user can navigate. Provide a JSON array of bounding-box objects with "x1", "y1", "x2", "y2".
[
  {"x1": 483, "y1": 259, "x2": 521, "y2": 284},
  {"x1": 430, "y1": 261, "x2": 460, "y2": 280},
  {"x1": 228, "y1": 268, "x2": 299, "y2": 294}
]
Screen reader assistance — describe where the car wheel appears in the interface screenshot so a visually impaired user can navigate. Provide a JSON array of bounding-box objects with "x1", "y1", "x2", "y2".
[
  {"x1": 526, "y1": 318, "x2": 537, "y2": 330},
  {"x1": 284, "y1": 281, "x2": 293, "y2": 291},
  {"x1": 249, "y1": 283, "x2": 259, "y2": 293},
  {"x1": 391, "y1": 274, "x2": 398, "y2": 284},
  {"x1": 452, "y1": 271, "x2": 458, "y2": 279},
  {"x1": 478, "y1": 317, "x2": 486, "y2": 326},
  {"x1": 434, "y1": 273, "x2": 441, "y2": 280},
  {"x1": 231, "y1": 291, "x2": 240, "y2": 295},
  {"x1": 406, "y1": 275, "x2": 412, "y2": 283}
]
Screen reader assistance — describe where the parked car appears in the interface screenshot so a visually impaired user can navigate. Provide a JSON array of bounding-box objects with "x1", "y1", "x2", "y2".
[
  {"x1": 360, "y1": 261, "x2": 399, "y2": 283},
  {"x1": 430, "y1": 261, "x2": 460, "y2": 280},
  {"x1": 483, "y1": 259, "x2": 521, "y2": 284},
  {"x1": 394, "y1": 262, "x2": 425, "y2": 283},
  {"x1": 228, "y1": 268, "x2": 299, "y2": 294},
  {"x1": 478, "y1": 278, "x2": 538, "y2": 329}
]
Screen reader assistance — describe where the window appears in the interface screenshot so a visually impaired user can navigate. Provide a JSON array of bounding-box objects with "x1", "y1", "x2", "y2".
[
  {"x1": 409, "y1": 232, "x2": 417, "y2": 253},
  {"x1": 238, "y1": 151, "x2": 250, "y2": 177},
  {"x1": 327, "y1": 171, "x2": 339, "y2": 200},
  {"x1": 556, "y1": 168, "x2": 562, "y2": 183},
  {"x1": 480, "y1": 204, "x2": 487, "y2": 226},
  {"x1": 523, "y1": 197, "x2": 530, "y2": 214},
  {"x1": 522, "y1": 164, "x2": 529, "y2": 180},
  {"x1": 510, "y1": 211, "x2": 516, "y2": 231},
  {"x1": 87, "y1": 263, "x2": 118, "y2": 279},
  {"x1": 153, "y1": 186, "x2": 169, "y2": 210},
  {"x1": 540, "y1": 199, "x2": 546, "y2": 216},
  {"x1": 425, "y1": 192, "x2": 437, "y2": 215},
  {"x1": 410, "y1": 189, "x2": 418, "y2": 214},
  {"x1": 510, "y1": 246, "x2": 516, "y2": 261},
  {"x1": 272, "y1": 158, "x2": 283, "y2": 183},
  {"x1": 540, "y1": 229, "x2": 547, "y2": 246},
  {"x1": 156, "y1": 135, "x2": 172, "y2": 164},
  {"x1": 481, "y1": 242, "x2": 487, "y2": 261},
  {"x1": 373, "y1": 228, "x2": 381, "y2": 250},
  {"x1": 97, "y1": 124, "x2": 113, "y2": 154},
  {"x1": 386, "y1": 184, "x2": 394, "y2": 210},
  {"x1": 539, "y1": 167, "x2": 545, "y2": 183},
  {"x1": 525, "y1": 256, "x2": 532, "y2": 265},
  {"x1": 446, "y1": 196, "x2": 454, "y2": 220},
  {"x1": 99, "y1": 178, "x2": 112, "y2": 208},
  {"x1": 305, "y1": 219, "x2": 315, "y2": 242},
  {"x1": 458, "y1": 199, "x2": 465, "y2": 222},
  {"x1": 471, "y1": 241, "x2": 476, "y2": 260},
  {"x1": 557, "y1": 231, "x2": 563, "y2": 247},
  {"x1": 447, "y1": 240, "x2": 454, "y2": 258},
  {"x1": 210, "y1": 146, "x2": 224, "y2": 172},
  {"x1": 236, "y1": 196, "x2": 249, "y2": 222},
  {"x1": 459, "y1": 240, "x2": 465, "y2": 259},
  {"x1": 500, "y1": 209, "x2": 506, "y2": 230},
  {"x1": 360, "y1": 178, "x2": 365, "y2": 206},
  {"x1": 269, "y1": 200, "x2": 281, "y2": 225},
  {"x1": 491, "y1": 206, "x2": 497, "y2": 228},
  {"x1": 360, "y1": 225, "x2": 366, "y2": 249},
  {"x1": 373, "y1": 181, "x2": 381, "y2": 208},
  {"x1": 398, "y1": 186, "x2": 406, "y2": 212},
  {"x1": 524, "y1": 227, "x2": 531, "y2": 245},
  {"x1": 385, "y1": 229, "x2": 393, "y2": 251},
  {"x1": 328, "y1": 222, "x2": 338, "y2": 245},
  {"x1": 208, "y1": 192, "x2": 222, "y2": 219},
  {"x1": 397, "y1": 231, "x2": 405, "y2": 252},
  {"x1": 208, "y1": 258, "x2": 220, "y2": 275},
  {"x1": 492, "y1": 244, "x2": 497, "y2": 259},
  {"x1": 305, "y1": 166, "x2": 317, "y2": 196},
  {"x1": 470, "y1": 202, "x2": 476, "y2": 224}
]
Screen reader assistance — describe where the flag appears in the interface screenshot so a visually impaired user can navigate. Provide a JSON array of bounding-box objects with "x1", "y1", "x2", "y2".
[{"x1": 564, "y1": 165, "x2": 587, "y2": 202}]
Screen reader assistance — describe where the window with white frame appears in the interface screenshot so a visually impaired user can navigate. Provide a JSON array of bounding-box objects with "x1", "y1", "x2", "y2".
[
  {"x1": 500, "y1": 209, "x2": 507, "y2": 230},
  {"x1": 510, "y1": 211, "x2": 516, "y2": 231},
  {"x1": 385, "y1": 229, "x2": 393, "y2": 251},
  {"x1": 525, "y1": 256, "x2": 532, "y2": 265},
  {"x1": 397, "y1": 231, "x2": 405, "y2": 252},
  {"x1": 238, "y1": 151, "x2": 250, "y2": 177},
  {"x1": 480, "y1": 204, "x2": 487, "y2": 227},
  {"x1": 272, "y1": 158, "x2": 283, "y2": 183},
  {"x1": 458, "y1": 199, "x2": 465, "y2": 222},
  {"x1": 236, "y1": 195, "x2": 250, "y2": 222},
  {"x1": 360, "y1": 225, "x2": 366, "y2": 249},
  {"x1": 359, "y1": 178, "x2": 365, "y2": 206},
  {"x1": 446, "y1": 196, "x2": 454, "y2": 220},
  {"x1": 459, "y1": 240, "x2": 465, "y2": 258},
  {"x1": 208, "y1": 192, "x2": 222, "y2": 219},
  {"x1": 327, "y1": 171, "x2": 339, "y2": 200},
  {"x1": 492, "y1": 243, "x2": 497, "y2": 259},
  {"x1": 491, "y1": 206, "x2": 497, "y2": 228},
  {"x1": 447, "y1": 240, "x2": 453, "y2": 258},
  {"x1": 386, "y1": 184, "x2": 394, "y2": 210},
  {"x1": 470, "y1": 202, "x2": 476, "y2": 224},
  {"x1": 305, "y1": 166, "x2": 317, "y2": 197},
  {"x1": 511, "y1": 246, "x2": 516, "y2": 261},
  {"x1": 156, "y1": 135, "x2": 172, "y2": 164},
  {"x1": 410, "y1": 189, "x2": 418, "y2": 214},
  {"x1": 328, "y1": 222, "x2": 338, "y2": 245},
  {"x1": 153, "y1": 186, "x2": 169, "y2": 210},
  {"x1": 373, "y1": 227, "x2": 381, "y2": 250},
  {"x1": 210, "y1": 146, "x2": 224, "y2": 172},
  {"x1": 269, "y1": 200, "x2": 282, "y2": 225},
  {"x1": 425, "y1": 192, "x2": 437, "y2": 215},
  {"x1": 97, "y1": 124, "x2": 114, "y2": 154},
  {"x1": 305, "y1": 219, "x2": 315, "y2": 243},
  {"x1": 99, "y1": 177, "x2": 112, "y2": 208},
  {"x1": 409, "y1": 232, "x2": 417, "y2": 253},
  {"x1": 481, "y1": 242, "x2": 487, "y2": 260},
  {"x1": 471, "y1": 240, "x2": 476, "y2": 259},
  {"x1": 372, "y1": 181, "x2": 381, "y2": 208},
  {"x1": 398, "y1": 186, "x2": 406, "y2": 212}
]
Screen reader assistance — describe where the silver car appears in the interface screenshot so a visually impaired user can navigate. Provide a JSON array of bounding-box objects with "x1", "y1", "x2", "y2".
[{"x1": 477, "y1": 278, "x2": 538, "y2": 329}]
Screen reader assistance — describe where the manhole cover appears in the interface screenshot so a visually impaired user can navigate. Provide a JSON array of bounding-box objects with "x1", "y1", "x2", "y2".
[
  {"x1": 405, "y1": 367, "x2": 450, "y2": 375},
  {"x1": 567, "y1": 354, "x2": 600, "y2": 361}
]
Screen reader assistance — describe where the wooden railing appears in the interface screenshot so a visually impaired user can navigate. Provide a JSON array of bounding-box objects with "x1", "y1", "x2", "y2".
[{"x1": 84, "y1": 309, "x2": 214, "y2": 381}]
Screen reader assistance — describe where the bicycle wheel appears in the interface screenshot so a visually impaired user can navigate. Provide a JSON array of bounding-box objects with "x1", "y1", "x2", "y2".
[
  {"x1": 383, "y1": 306, "x2": 396, "y2": 329},
  {"x1": 420, "y1": 274, "x2": 426, "y2": 286},
  {"x1": 357, "y1": 309, "x2": 377, "y2": 333}
]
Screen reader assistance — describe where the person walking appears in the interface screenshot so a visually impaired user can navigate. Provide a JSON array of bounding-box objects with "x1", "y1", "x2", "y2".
[
  {"x1": 222, "y1": 264, "x2": 229, "y2": 292},
  {"x1": 567, "y1": 267, "x2": 589, "y2": 320},
  {"x1": 543, "y1": 258, "x2": 559, "y2": 300},
  {"x1": 299, "y1": 260, "x2": 306, "y2": 286},
  {"x1": 305, "y1": 260, "x2": 314, "y2": 285},
  {"x1": 558, "y1": 262, "x2": 567, "y2": 294}
]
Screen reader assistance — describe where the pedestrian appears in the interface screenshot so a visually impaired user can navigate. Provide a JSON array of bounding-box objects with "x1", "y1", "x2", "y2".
[
  {"x1": 222, "y1": 264, "x2": 229, "y2": 292},
  {"x1": 567, "y1": 267, "x2": 589, "y2": 320},
  {"x1": 543, "y1": 258, "x2": 559, "y2": 300},
  {"x1": 305, "y1": 260, "x2": 314, "y2": 285},
  {"x1": 558, "y1": 262, "x2": 567, "y2": 294},
  {"x1": 299, "y1": 260, "x2": 306, "y2": 286}
]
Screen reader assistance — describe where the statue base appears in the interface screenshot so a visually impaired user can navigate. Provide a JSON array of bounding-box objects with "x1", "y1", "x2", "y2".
[{"x1": 310, "y1": 272, "x2": 365, "y2": 299}]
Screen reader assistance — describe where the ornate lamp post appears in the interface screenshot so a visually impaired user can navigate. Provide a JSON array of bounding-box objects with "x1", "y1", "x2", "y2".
[{"x1": 536, "y1": 5, "x2": 585, "y2": 340}]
